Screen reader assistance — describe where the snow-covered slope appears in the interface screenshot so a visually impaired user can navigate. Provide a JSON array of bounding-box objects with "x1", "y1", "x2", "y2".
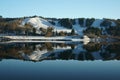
[
  {"x1": 73, "y1": 19, "x2": 86, "y2": 35},
  {"x1": 22, "y1": 17, "x2": 117, "y2": 36},
  {"x1": 92, "y1": 19, "x2": 116, "y2": 28},
  {"x1": 92, "y1": 19, "x2": 103, "y2": 27},
  {"x1": 22, "y1": 17, "x2": 71, "y2": 33},
  {"x1": 22, "y1": 17, "x2": 52, "y2": 29}
]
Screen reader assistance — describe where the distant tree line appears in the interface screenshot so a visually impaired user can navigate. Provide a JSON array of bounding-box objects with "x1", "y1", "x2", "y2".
[
  {"x1": 0, "y1": 15, "x2": 120, "y2": 37},
  {"x1": 58, "y1": 18, "x2": 73, "y2": 29},
  {"x1": 83, "y1": 27, "x2": 102, "y2": 37},
  {"x1": 40, "y1": 27, "x2": 76, "y2": 37}
]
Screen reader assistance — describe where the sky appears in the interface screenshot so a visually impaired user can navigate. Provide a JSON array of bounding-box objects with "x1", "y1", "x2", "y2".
[{"x1": 0, "y1": 0, "x2": 120, "y2": 19}]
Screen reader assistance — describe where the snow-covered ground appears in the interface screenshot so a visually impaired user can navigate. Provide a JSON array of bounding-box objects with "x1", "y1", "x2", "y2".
[
  {"x1": 22, "y1": 17, "x2": 116, "y2": 36},
  {"x1": 22, "y1": 17, "x2": 86, "y2": 36},
  {"x1": 22, "y1": 17, "x2": 72, "y2": 33},
  {"x1": 92, "y1": 19, "x2": 103, "y2": 28},
  {"x1": 73, "y1": 19, "x2": 86, "y2": 35},
  {"x1": 92, "y1": 19, "x2": 116, "y2": 28},
  {"x1": 22, "y1": 17, "x2": 52, "y2": 29},
  {"x1": 4, "y1": 36, "x2": 79, "y2": 41},
  {"x1": 3, "y1": 35, "x2": 90, "y2": 45}
]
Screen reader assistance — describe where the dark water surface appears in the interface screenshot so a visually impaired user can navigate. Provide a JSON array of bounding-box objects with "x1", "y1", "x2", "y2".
[{"x1": 0, "y1": 42, "x2": 120, "y2": 80}]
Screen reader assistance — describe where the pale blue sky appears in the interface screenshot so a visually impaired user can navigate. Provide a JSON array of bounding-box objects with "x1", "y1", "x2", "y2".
[{"x1": 0, "y1": 0, "x2": 120, "y2": 19}]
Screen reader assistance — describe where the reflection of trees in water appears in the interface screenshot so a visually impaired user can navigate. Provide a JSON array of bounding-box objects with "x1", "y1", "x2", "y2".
[
  {"x1": 45, "y1": 43, "x2": 53, "y2": 51},
  {"x1": 84, "y1": 42, "x2": 120, "y2": 60},
  {"x1": 0, "y1": 43, "x2": 33, "y2": 60},
  {"x1": 106, "y1": 43, "x2": 120, "y2": 54},
  {"x1": 57, "y1": 51, "x2": 94, "y2": 61},
  {"x1": 0, "y1": 43, "x2": 76, "y2": 61},
  {"x1": 103, "y1": 43, "x2": 120, "y2": 60},
  {"x1": 83, "y1": 42, "x2": 102, "y2": 52},
  {"x1": 58, "y1": 50, "x2": 73, "y2": 60},
  {"x1": 0, "y1": 42, "x2": 120, "y2": 61}
]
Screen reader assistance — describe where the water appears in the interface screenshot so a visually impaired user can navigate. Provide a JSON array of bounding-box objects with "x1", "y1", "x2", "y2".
[{"x1": 0, "y1": 42, "x2": 120, "y2": 80}]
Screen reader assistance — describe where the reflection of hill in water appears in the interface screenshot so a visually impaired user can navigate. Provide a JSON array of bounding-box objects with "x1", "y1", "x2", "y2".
[{"x1": 0, "y1": 42, "x2": 120, "y2": 62}]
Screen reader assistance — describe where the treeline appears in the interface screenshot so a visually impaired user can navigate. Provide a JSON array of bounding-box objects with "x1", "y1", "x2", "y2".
[
  {"x1": 0, "y1": 15, "x2": 120, "y2": 37},
  {"x1": 1, "y1": 42, "x2": 120, "y2": 61},
  {"x1": 40, "y1": 27, "x2": 76, "y2": 37},
  {"x1": 0, "y1": 16, "x2": 77, "y2": 36},
  {"x1": 106, "y1": 19, "x2": 120, "y2": 36},
  {"x1": 83, "y1": 27, "x2": 102, "y2": 37},
  {"x1": 83, "y1": 19, "x2": 120, "y2": 37},
  {"x1": 57, "y1": 18, "x2": 113, "y2": 28},
  {"x1": 0, "y1": 18, "x2": 23, "y2": 34}
]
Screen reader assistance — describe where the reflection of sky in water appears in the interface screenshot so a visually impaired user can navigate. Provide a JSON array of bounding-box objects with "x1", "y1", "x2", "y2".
[
  {"x1": 0, "y1": 42, "x2": 120, "y2": 80},
  {"x1": 0, "y1": 60, "x2": 120, "y2": 80}
]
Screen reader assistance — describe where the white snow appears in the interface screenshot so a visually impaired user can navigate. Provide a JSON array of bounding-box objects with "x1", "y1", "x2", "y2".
[
  {"x1": 73, "y1": 19, "x2": 86, "y2": 36},
  {"x1": 111, "y1": 21, "x2": 116, "y2": 26},
  {"x1": 22, "y1": 17, "x2": 87, "y2": 35},
  {"x1": 22, "y1": 17, "x2": 72, "y2": 33},
  {"x1": 22, "y1": 17, "x2": 53, "y2": 29},
  {"x1": 53, "y1": 46, "x2": 71, "y2": 50},
  {"x1": 83, "y1": 19, "x2": 86, "y2": 27},
  {"x1": 54, "y1": 27, "x2": 71, "y2": 33},
  {"x1": 92, "y1": 19, "x2": 104, "y2": 28},
  {"x1": 92, "y1": 19, "x2": 116, "y2": 28},
  {"x1": 21, "y1": 17, "x2": 116, "y2": 36},
  {"x1": 53, "y1": 20, "x2": 71, "y2": 33},
  {"x1": 4, "y1": 36, "x2": 90, "y2": 45}
]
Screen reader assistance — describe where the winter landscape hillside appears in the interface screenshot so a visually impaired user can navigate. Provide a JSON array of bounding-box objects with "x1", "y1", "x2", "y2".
[{"x1": 0, "y1": 16, "x2": 120, "y2": 42}]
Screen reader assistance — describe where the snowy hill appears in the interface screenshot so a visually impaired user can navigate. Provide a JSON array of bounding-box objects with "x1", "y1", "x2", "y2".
[
  {"x1": 22, "y1": 17, "x2": 52, "y2": 29},
  {"x1": 21, "y1": 17, "x2": 117, "y2": 36},
  {"x1": 22, "y1": 17, "x2": 71, "y2": 33},
  {"x1": 0, "y1": 16, "x2": 118, "y2": 37}
]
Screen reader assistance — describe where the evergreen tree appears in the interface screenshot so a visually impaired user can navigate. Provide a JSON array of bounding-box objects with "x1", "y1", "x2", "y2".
[
  {"x1": 33, "y1": 28, "x2": 36, "y2": 35},
  {"x1": 71, "y1": 29, "x2": 75, "y2": 35},
  {"x1": 45, "y1": 27, "x2": 54, "y2": 37},
  {"x1": 78, "y1": 18, "x2": 84, "y2": 26},
  {"x1": 0, "y1": 15, "x2": 2, "y2": 18},
  {"x1": 59, "y1": 31, "x2": 66, "y2": 36},
  {"x1": 58, "y1": 18, "x2": 73, "y2": 29},
  {"x1": 100, "y1": 19, "x2": 111, "y2": 27},
  {"x1": 86, "y1": 18, "x2": 95, "y2": 27},
  {"x1": 83, "y1": 27, "x2": 102, "y2": 36}
]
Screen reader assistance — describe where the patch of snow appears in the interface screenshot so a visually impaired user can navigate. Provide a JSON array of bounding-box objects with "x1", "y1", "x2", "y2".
[
  {"x1": 22, "y1": 17, "x2": 114, "y2": 36},
  {"x1": 83, "y1": 35, "x2": 90, "y2": 45},
  {"x1": 54, "y1": 26, "x2": 71, "y2": 33},
  {"x1": 53, "y1": 46, "x2": 71, "y2": 50},
  {"x1": 22, "y1": 17, "x2": 72, "y2": 33},
  {"x1": 83, "y1": 19, "x2": 86, "y2": 27},
  {"x1": 92, "y1": 19, "x2": 104, "y2": 28},
  {"x1": 73, "y1": 19, "x2": 86, "y2": 36},
  {"x1": 22, "y1": 17, "x2": 53, "y2": 30},
  {"x1": 53, "y1": 20, "x2": 72, "y2": 33},
  {"x1": 111, "y1": 21, "x2": 116, "y2": 26}
]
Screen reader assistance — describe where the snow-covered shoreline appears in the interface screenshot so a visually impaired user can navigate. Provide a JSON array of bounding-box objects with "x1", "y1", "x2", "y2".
[
  {"x1": 0, "y1": 35, "x2": 90, "y2": 45},
  {"x1": 4, "y1": 35, "x2": 90, "y2": 41}
]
